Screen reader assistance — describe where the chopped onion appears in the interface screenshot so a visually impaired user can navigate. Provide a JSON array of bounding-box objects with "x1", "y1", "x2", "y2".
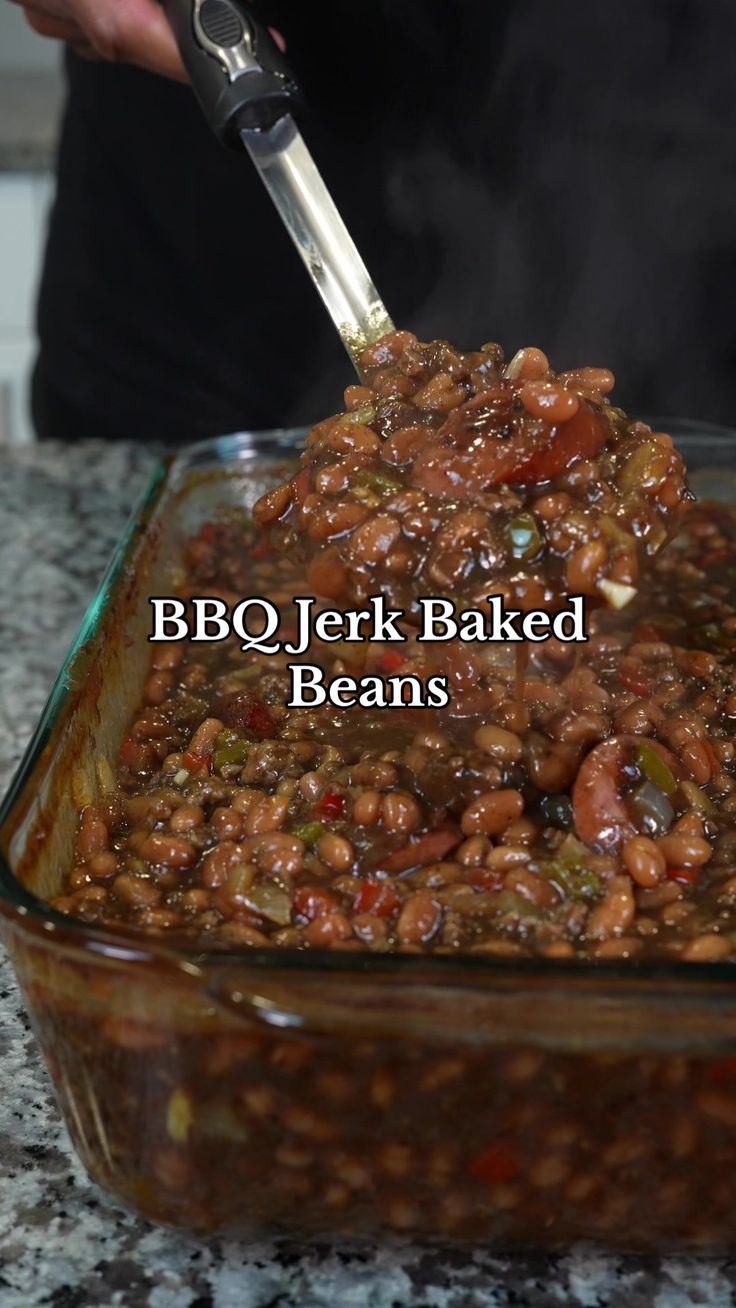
[
  {"x1": 598, "y1": 578, "x2": 638, "y2": 610},
  {"x1": 173, "y1": 768, "x2": 190, "y2": 788},
  {"x1": 245, "y1": 884, "x2": 292, "y2": 925}
]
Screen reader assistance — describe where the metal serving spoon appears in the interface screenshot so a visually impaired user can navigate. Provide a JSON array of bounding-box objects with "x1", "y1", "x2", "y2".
[{"x1": 164, "y1": 0, "x2": 394, "y2": 369}]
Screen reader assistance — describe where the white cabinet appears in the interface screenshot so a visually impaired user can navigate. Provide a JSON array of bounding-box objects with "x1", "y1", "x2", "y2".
[{"x1": 0, "y1": 172, "x2": 54, "y2": 444}]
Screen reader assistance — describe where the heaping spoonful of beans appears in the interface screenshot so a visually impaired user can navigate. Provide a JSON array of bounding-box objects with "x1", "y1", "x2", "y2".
[
  {"x1": 253, "y1": 333, "x2": 690, "y2": 617},
  {"x1": 163, "y1": 0, "x2": 690, "y2": 615}
]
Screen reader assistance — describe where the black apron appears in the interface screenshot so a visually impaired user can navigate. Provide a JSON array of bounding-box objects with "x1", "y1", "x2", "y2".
[{"x1": 34, "y1": 0, "x2": 736, "y2": 442}]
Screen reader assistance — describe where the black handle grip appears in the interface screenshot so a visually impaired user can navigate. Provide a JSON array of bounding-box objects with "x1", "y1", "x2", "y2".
[{"x1": 164, "y1": 0, "x2": 300, "y2": 146}]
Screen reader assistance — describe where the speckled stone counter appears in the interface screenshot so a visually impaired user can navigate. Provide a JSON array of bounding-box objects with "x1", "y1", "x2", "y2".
[{"x1": 2, "y1": 439, "x2": 736, "y2": 1308}]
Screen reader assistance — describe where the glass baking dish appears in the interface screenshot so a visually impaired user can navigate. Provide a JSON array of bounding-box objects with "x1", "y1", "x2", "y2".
[{"x1": 3, "y1": 427, "x2": 736, "y2": 1247}]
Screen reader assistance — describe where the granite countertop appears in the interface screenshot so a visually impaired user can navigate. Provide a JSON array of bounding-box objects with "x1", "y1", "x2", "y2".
[
  {"x1": 2, "y1": 439, "x2": 736, "y2": 1308},
  {"x1": 0, "y1": 70, "x2": 64, "y2": 172}
]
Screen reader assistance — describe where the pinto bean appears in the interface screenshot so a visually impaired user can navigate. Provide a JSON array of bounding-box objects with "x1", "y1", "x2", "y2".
[
  {"x1": 139, "y1": 832, "x2": 197, "y2": 868},
  {"x1": 461, "y1": 790, "x2": 524, "y2": 837},
  {"x1": 381, "y1": 792, "x2": 421, "y2": 834},
  {"x1": 656, "y1": 834, "x2": 713, "y2": 868},
  {"x1": 112, "y1": 873, "x2": 162, "y2": 908},
  {"x1": 397, "y1": 891, "x2": 442, "y2": 944},
  {"x1": 78, "y1": 814, "x2": 109, "y2": 860},
  {"x1": 504, "y1": 346, "x2": 549, "y2": 381},
  {"x1": 170, "y1": 805, "x2": 204, "y2": 833},
  {"x1": 352, "y1": 790, "x2": 382, "y2": 825},
  {"x1": 473, "y1": 725, "x2": 523, "y2": 764},
  {"x1": 521, "y1": 380, "x2": 580, "y2": 424},
  {"x1": 682, "y1": 934, "x2": 732, "y2": 962},
  {"x1": 304, "y1": 913, "x2": 353, "y2": 946},
  {"x1": 586, "y1": 877, "x2": 635, "y2": 939},
  {"x1": 623, "y1": 836, "x2": 666, "y2": 888},
  {"x1": 318, "y1": 834, "x2": 355, "y2": 873},
  {"x1": 245, "y1": 795, "x2": 289, "y2": 835}
]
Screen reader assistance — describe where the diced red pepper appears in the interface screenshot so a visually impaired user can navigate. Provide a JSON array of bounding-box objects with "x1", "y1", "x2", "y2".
[
  {"x1": 469, "y1": 1145, "x2": 519, "y2": 1186},
  {"x1": 379, "y1": 649, "x2": 407, "y2": 674},
  {"x1": 182, "y1": 750, "x2": 213, "y2": 775},
  {"x1": 666, "y1": 866, "x2": 700, "y2": 886},
  {"x1": 199, "y1": 521, "x2": 217, "y2": 543},
  {"x1": 250, "y1": 535, "x2": 272, "y2": 560},
  {"x1": 618, "y1": 658, "x2": 654, "y2": 698},
  {"x1": 293, "y1": 886, "x2": 338, "y2": 921},
  {"x1": 222, "y1": 690, "x2": 276, "y2": 739},
  {"x1": 354, "y1": 877, "x2": 401, "y2": 917},
  {"x1": 316, "y1": 791, "x2": 345, "y2": 821}
]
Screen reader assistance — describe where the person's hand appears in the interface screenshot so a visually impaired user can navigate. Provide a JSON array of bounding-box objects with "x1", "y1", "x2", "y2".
[{"x1": 10, "y1": 0, "x2": 186, "y2": 80}]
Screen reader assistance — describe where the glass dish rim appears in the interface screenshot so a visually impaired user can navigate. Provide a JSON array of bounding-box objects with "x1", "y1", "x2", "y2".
[{"x1": 2, "y1": 425, "x2": 736, "y2": 995}]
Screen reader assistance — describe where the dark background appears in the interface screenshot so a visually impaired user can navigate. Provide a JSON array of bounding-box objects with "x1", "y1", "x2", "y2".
[{"x1": 34, "y1": 0, "x2": 736, "y2": 442}]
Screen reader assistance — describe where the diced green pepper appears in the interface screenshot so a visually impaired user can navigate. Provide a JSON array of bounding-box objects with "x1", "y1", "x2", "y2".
[
  {"x1": 291, "y1": 821, "x2": 325, "y2": 848},
  {"x1": 215, "y1": 728, "x2": 241, "y2": 749},
  {"x1": 214, "y1": 741, "x2": 250, "y2": 770},
  {"x1": 540, "y1": 834, "x2": 602, "y2": 901},
  {"x1": 168, "y1": 695, "x2": 210, "y2": 726},
  {"x1": 492, "y1": 890, "x2": 543, "y2": 919},
  {"x1": 506, "y1": 512, "x2": 543, "y2": 562},
  {"x1": 230, "y1": 664, "x2": 265, "y2": 682},
  {"x1": 355, "y1": 468, "x2": 403, "y2": 497},
  {"x1": 544, "y1": 860, "x2": 602, "y2": 902},
  {"x1": 558, "y1": 833, "x2": 589, "y2": 864},
  {"x1": 635, "y1": 741, "x2": 676, "y2": 796}
]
